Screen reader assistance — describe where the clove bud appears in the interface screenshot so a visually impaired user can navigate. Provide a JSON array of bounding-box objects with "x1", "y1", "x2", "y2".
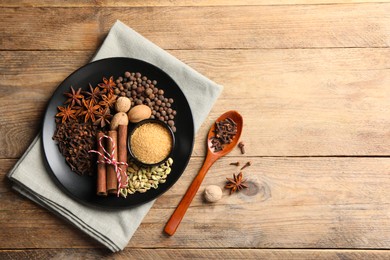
[
  {"x1": 238, "y1": 141, "x2": 245, "y2": 154},
  {"x1": 240, "y1": 161, "x2": 251, "y2": 170}
]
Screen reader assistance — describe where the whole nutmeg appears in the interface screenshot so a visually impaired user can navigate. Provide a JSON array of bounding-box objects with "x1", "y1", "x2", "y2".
[
  {"x1": 115, "y1": 97, "x2": 131, "y2": 113},
  {"x1": 110, "y1": 112, "x2": 129, "y2": 130},
  {"x1": 204, "y1": 185, "x2": 222, "y2": 203},
  {"x1": 128, "y1": 104, "x2": 152, "y2": 123}
]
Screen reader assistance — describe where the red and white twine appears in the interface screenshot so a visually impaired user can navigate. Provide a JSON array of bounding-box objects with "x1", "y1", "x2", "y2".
[{"x1": 89, "y1": 134, "x2": 128, "y2": 197}]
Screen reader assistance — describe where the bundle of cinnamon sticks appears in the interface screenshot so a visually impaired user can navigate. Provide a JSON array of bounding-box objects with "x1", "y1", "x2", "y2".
[{"x1": 96, "y1": 124, "x2": 128, "y2": 196}]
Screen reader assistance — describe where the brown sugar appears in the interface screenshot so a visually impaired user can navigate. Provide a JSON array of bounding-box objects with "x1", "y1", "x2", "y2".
[{"x1": 130, "y1": 122, "x2": 172, "y2": 164}]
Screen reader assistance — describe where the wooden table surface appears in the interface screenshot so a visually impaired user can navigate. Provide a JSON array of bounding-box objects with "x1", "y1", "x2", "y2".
[{"x1": 1, "y1": 1, "x2": 390, "y2": 259}]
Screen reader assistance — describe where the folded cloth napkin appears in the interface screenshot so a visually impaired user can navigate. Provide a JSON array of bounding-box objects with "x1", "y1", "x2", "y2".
[{"x1": 7, "y1": 20, "x2": 222, "y2": 252}]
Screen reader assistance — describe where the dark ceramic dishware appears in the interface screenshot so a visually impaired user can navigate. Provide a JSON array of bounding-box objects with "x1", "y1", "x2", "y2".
[{"x1": 42, "y1": 58, "x2": 194, "y2": 209}]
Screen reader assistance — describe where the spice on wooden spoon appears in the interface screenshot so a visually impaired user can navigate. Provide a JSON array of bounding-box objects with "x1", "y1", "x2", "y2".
[{"x1": 164, "y1": 110, "x2": 243, "y2": 236}]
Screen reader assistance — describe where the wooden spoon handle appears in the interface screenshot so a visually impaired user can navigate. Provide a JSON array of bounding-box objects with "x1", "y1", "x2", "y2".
[{"x1": 164, "y1": 155, "x2": 217, "y2": 236}]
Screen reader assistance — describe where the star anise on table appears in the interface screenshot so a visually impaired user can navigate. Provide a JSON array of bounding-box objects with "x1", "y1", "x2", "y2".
[
  {"x1": 56, "y1": 105, "x2": 77, "y2": 123},
  {"x1": 80, "y1": 99, "x2": 101, "y2": 123},
  {"x1": 94, "y1": 107, "x2": 112, "y2": 128},
  {"x1": 99, "y1": 93, "x2": 117, "y2": 109},
  {"x1": 225, "y1": 172, "x2": 248, "y2": 194},
  {"x1": 98, "y1": 76, "x2": 116, "y2": 94},
  {"x1": 64, "y1": 86, "x2": 84, "y2": 107},
  {"x1": 83, "y1": 84, "x2": 102, "y2": 105}
]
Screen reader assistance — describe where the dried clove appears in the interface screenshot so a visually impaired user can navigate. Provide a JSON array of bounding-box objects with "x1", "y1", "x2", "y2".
[
  {"x1": 210, "y1": 117, "x2": 237, "y2": 152},
  {"x1": 240, "y1": 161, "x2": 251, "y2": 170},
  {"x1": 53, "y1": 119, "x2": 98, "y2": 175},
  {"x1": 238, "y1": 141, "x2": 245, "y2": 154},
  {"x1": 229, "y1": 162, "x2": 240, "y2": 166}
]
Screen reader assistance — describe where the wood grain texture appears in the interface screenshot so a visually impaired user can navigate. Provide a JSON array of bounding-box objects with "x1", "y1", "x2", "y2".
[
  {"x1": 1, "y1": 0, "x2": 389, "y2": 7},
  {"x1": 1, "y1": 249, "x2": 390, "y2": 259},
  {"x1": 1, "y1": 48, "x2": 390, "y2": 157},
  {"x1": 2, "y1": 157, "x2": 389, "y2": 248},
  {"x1": 0, "y1": 51, "x2": 90, "y2": 158},
  {"x1": 1, "y1": 1, "x2": 390, "y2": 257},
  {"x1": 1, "y1": 4, "x2": 390, "y2": 50},
  {"x1": 135, "y1": 156, "x2": 390, "y2": 249}
]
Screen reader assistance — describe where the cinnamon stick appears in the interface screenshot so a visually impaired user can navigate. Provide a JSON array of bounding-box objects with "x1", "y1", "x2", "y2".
[
  {"x1": 96, "y1": 131, "x2": 107, "y2": 196},
  {"x1": 106, "y1": 130, "x2": 118, "y2": 195},
  {"x1": 118, "y1": 124, "x2": 128, "y2": 187}
]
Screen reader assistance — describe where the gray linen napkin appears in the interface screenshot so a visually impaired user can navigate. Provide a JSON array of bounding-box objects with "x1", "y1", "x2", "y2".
[{"x1": 7, "y1": 20, "x2": 222, "y2": 252}]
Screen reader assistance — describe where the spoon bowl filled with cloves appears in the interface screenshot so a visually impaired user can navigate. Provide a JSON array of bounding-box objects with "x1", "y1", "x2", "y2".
[{"x1": 164, "y1": 110, "x2": 243, "y2": 236}]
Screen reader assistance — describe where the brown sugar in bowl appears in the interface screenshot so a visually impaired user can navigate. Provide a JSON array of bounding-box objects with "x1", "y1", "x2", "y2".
[{"x1": 128, "y1": 119, "x2": 175, "y2": 166}]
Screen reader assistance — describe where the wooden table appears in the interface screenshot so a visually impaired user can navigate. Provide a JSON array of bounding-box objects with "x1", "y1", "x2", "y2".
[{"x1": 1, "y1": 1, "x2": 390, "y2": 259}]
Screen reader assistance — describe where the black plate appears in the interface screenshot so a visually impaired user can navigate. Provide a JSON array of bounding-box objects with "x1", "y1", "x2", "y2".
[{"x1": 42, "y1": 58, "x2": 194, "y2": 209}]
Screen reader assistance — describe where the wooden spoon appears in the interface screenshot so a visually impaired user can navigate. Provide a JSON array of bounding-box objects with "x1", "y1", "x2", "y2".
[{"x1": 164, "y1": 110, "x2": 243, "y2": 236}]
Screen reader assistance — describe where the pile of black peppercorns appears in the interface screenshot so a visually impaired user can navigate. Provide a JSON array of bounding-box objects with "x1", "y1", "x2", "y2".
[{"x1": 114, "y1": 71, "x2": 177, "y2": 132}]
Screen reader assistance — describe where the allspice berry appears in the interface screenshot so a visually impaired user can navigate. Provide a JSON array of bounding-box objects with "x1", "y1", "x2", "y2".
[
  {"x1": 115, "y1": 97, "x2": 131, "y2": 113},
  {"x1": 204, "y1": 185, "x2": 222, "y2": 203}
]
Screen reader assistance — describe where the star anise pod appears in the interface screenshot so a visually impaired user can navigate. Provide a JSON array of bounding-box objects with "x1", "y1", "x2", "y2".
[
  {"x1": 80, "y1": 99, "x2": 100, "y2": 123},
  {"x1": 83, "y1": 84, "x2": 102, "y2": 105},
  {"x1": 64, "y1": 86, "x2": 84, "y2": 107},
  {"x1": 99, "y1": 93, "x2": 117, "y2": 109},
  {"x1": 94, "y1": 107, "x2": 112, "y2": 128},
  {"x1": 98, "y1": 76, "x2": 116, "y2": 94},
  {"x1": 72, "y1": 105, "x2": 84, "y2": 117},
  {"x1": 56, "y1": 105, "x2": 77, "y2": 123},
  {"x1": 225, "y1": 172, "x2": 248, "y2": 194}
]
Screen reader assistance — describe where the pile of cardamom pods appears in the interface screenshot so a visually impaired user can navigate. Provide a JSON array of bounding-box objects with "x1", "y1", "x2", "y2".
[{"x1": 120, "y1": 158, "x2": 173, "y2": 198}]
